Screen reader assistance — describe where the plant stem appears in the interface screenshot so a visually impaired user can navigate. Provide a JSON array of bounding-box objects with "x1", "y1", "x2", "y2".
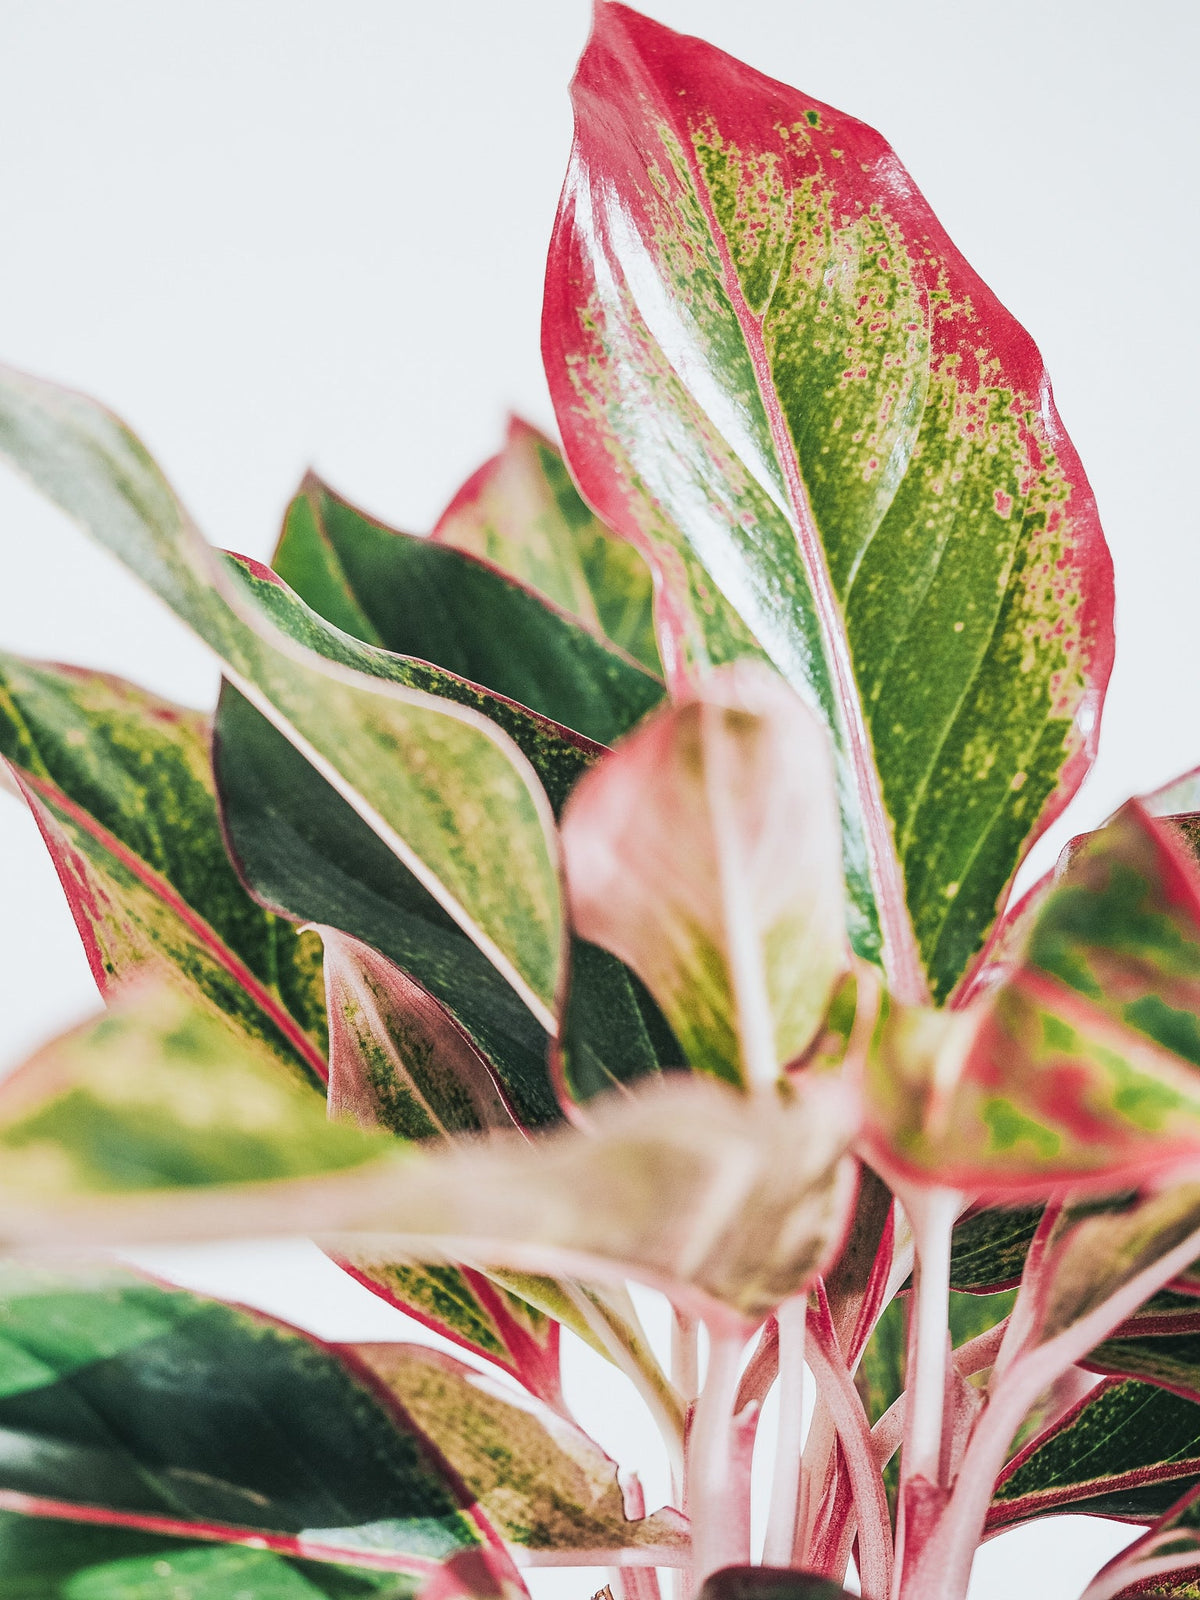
[
  {"x1": 900, "y1": 1188, "x2": 959, "y2": 1487},
  {"x1": 763, "y1": 1294, "x2": 807, "y2": 1565},
  {"x1": 689, "y1": 1322, "x2": 752, "y2": 1585}
]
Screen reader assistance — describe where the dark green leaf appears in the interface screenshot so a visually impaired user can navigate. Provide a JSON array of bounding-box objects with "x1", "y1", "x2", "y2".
[
  {"x1": 274, "y1": 475, "x2": 664, "y2": 746},
  {"x1": 949, "y1": 1204, "x2": 1044, "y2": 1292},
  {"x1": 699, "y1": 1567, "x2": 855, "y2": 1600}
]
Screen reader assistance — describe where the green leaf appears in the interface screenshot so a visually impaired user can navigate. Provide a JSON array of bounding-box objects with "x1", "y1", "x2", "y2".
[
  {"x1": 561, "y1": 665, "x2": 848, "y2": 1087},
  {"x1": 543, "y1": 4, "x2": 1113, "y2": 1000},
  {"x1": 0, "y1": 364, "x2": 562, "y2": 1028},
  {"x1": 1087, "y1": 1330, "x2": 1200, "y2": 1403},
  {"x1": 213, "y1": 683, "x2": 681, "y2": 1115},
  {"x1": 0, "y1": 1514, "x2": 414, "y2": 1598},
  {"x1": 989, "y1": 1378, "x2": 1200, "y2": 1528},
  {"x1": 431, "y1": 418, "x2": 660, "y2": 675},
  {"x1": 0, "y1": 1265, "x2": 521, "y2": 1581},
  {"x1": 0, "y1": 653, "x2": 327, "y2": 1089},
  {"x1": 274, "y1": 474, "x2": 664, "y2": 747},
  {"x1": 866, "y1": 804, "x2": 1200, "y2": 1189},
  {"x1": 0, "y1": 985, "x2": 389, "y2": 1202},
  {"x1": 949, "y1": 1204, "x2": 1044, "y2": 1292},
  {"x1": 353, "y1": 1343, "x2": 687, "y2": 1556},
  {"x1": 1077, "y1": 1481, "x2": 1200, "y2": 1599}
]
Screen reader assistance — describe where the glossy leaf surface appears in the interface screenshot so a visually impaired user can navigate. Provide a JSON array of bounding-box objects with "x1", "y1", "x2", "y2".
[
  {"x1": 214, "y1": 684, "x2": 680, "y2": 1114},
  {"x1": 433, "y1": 418, "x2": 660, "y2": 674},
  {"x1": 0, "y1": 364, "x2": 563, "y2": 1026},
  {"x1": 0, "y1": 985, "x2": 387, "y2": 1203},
  {"x1": 0, "y1": 654, "x2": 326, "y2": 1088},
  {"x1": 989, "y1": 1379, "x2": 1200, "y2": 1527},
  {"x1": 274, "y1": 474, "x2": 664, "y2": 746},
  {"x1": 354, "y1": 1343, "x2": 687, "y2": 1556},
  {"x1": 561, "y1": 664, "x2": 847, "y2": 1087},
  {"x1": 544, "y1": 3, "x2": 1113, "y2": 1000},
  {"x1": 0, "y1": 1267, "x2": 517, "y2": 1578},
  {"x1": 867, "y1": 804, "x2": 1200, "y2": 1189},
  {"x1": 0, "y1": 1514, "x2": 414, "y2": 1597}
]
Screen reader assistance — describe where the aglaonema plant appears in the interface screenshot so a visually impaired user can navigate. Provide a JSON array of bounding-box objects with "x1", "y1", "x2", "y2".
[{"x1": 1, "y1": 6, "x2": 1199, "y2": 1599}]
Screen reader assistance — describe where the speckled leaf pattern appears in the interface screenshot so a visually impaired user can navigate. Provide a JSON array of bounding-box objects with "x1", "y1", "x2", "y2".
[
  {"x1": 0, "y1": 985, "x2": 389, "y2": 1204},
  {"x1": 319, "y1": 928, "x2": 520, "y2": 1139},
  {"x1": 989, "y1": 1378, "x2": 1200, "y2": 1529},
  {"x1": 0, "y1": 364, "x2": 563, "y2": 1026},
  {"x1": 543, "y1": 3, "x2": 1113, "y2": 1001},
  {"x1": 948, "y1": 1204, "x2": 1044, "y2": 1292},
  {"x1": 433, "y1": 418, "x2": 661, "y2": 675},
  {"x1": 0, "y1": 653, "x2": 327, "y2": 1089},
  {"x1": 0, "y1": 1265, "x2": 525, "y2": 1586},
  {"x1": 214, "y1": 684, "x2": 681, "y2": 1115},
  {"x1": 352, "y1": 1343, "x2": 687, "y2": 1556},
  {"x1": 273, "y1": 474, "x2": 664, "y2": 747},
  {"x1": 561, "y1": 664, "x2": 847, "y2": 1087},
  {"x1": 0, "y1": 1514, "x2": 418, "y2": 1598},
  {"x1": 866, "y1": 804, "x2": 1200, "y2": 1188}
]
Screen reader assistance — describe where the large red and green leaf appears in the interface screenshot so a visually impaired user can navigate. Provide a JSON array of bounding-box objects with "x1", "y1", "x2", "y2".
[
  {"x1": 1079, "y1": 1481, "x2": 1200, "y2": 1599},
  {"x1": 432, "y1": 417, "x2": 660, "y2": 674},
  {"x1": 561, "y1": 663, "x2": 847, "y2": 1087},
  {"x1": 0, "y1": 364, "x2": 563, "y2": 1028},
  {"x1": 543, "y1": 4, "x2": 1113, "y2": 1000},
  {"x1": 0, "y1": 653, "x2": 327, "y2": 1089},
  {"x1": 988, "y1": 1378, "x2": 1200, "y2": 1529},
  {"x1": 0, "y1": 1265, "x2": 524, "y2": 1583},
  {"x1": 866, "y1": 804, "x2": 1200, "y2": 1189},
  {"x1": 273, "y1": 474, "x2": 664, "y2": 747}
]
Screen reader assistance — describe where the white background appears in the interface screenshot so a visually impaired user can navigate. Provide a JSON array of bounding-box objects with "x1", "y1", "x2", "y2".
[{"x1": 0, "y1": 0, "x2": 1194, "y2": 1593}]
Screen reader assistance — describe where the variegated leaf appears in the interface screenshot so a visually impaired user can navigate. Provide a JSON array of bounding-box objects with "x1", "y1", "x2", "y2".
[
  {"x1": 1080, "y1": 1480, "x2": 1200, "y2": 1599},
  {"x1": 432, "y1": 418, "x2": 660, "y2": 674},
  {"x1": 0, "y1": 1067, "x2": 857, "y2": 1327},
  {"x1": 561, "y1": 664, "x2": 848, "y2": 1088},
  {"x1": 543, "y1": 3, "x2": 1113, "y2": 1000},
  {"x1": 273, "y1": 474, "x2": 663, "y2": 747},
  {"x1": 353, "y1": 1343, "x2": 687, "y2": 1558},
  {"x1": 866, "y1": 803, "x2": 1200, "y2": 1190},
  {"x1": 0, "y1": 653, "x2": 327, "y2": 1088}
]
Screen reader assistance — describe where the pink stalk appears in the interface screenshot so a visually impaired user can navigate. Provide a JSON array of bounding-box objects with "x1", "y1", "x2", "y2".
[
  {"x1": 795, "y1": 1394, "x2": 836, "y2": 1563},
  {"x1": 689, "y1": 1324, "x2": 753, "y2": 1584},
  {"x1": 904, "y1": 1214, "x2": 1200, "y2": 1600},
  {"x1": 763, "y1": 1294, "x2": 808, "y2": 1565},
  {"x1": 899, "y1": 1188, "x2": 960, "y2": 1488},
  {"x1": 806, "y1": 1316, "x2": 894, "y2": 1600},
  {"x1": 613, "y1": 1475, "x2": 664, "y2": 1600}
]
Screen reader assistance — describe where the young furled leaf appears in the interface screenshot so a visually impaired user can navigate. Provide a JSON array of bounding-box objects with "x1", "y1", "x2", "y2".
[
  {"x1": 432, "y1": 417, "x2": 661, "y2": 675},
  {"x1": 0, "y1": 363, "x2": 563, "y2": 1028},
  {"x1": 273, "y1": 474, "x2": 664, "y2": 748},
  {"x1": 0, "y1": 1265, "x2": 526, "y2": 1588},
  {"x1": 0, "y1": 655, "x2": 326, "y2": 1089},
  {"x1": 543, "y1": 4, "x2": 1113, "y2": 999},
  {"x1": 866, "y1": 803, "x2": 1200, "y2": 1190},
  {"x1": 561, "y1": 664, "x2": 848, "y2": 1089}
]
